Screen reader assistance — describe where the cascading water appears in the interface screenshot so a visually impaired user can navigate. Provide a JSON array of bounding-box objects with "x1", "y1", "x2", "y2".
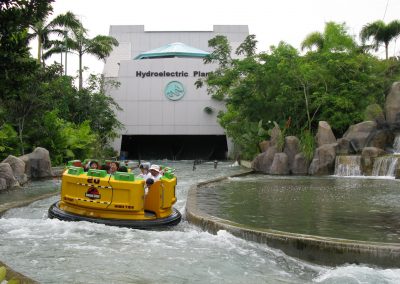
[
  {"x1": 393, "y1": 135, "x2": 400, "y2": 153},
  {"x1": 371, "y1": 134, "x2": 400, "y2": 177},
  {"x1": 334, "y1": 155, "x2": 362, "y2": 176},
  {"x1": 372, "y1": 156, "x2": 398, "y2": 177}
]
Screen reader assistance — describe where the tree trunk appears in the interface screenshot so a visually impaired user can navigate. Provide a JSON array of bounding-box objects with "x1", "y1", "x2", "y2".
[
  {"x1": 79, "y1": 52, "x2": 83, "y2": 90},
  {"x1": 302, "y1": 82, "x2": 311, "y2": 130},
  {"x1": 65, "y1": 49, "x2": 68, "y2": 75},
  {"x1": 37, "y1": 37, "x2": 42, "y2": 64},
  {"x1": 385, "y1": 42, "x2": 389, "y2": 60},
  {"x1": 18, "y1": 118, "x2": 25, "y2": 155}
]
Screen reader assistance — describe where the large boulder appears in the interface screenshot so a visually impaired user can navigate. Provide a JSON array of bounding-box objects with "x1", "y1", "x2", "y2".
[
  {"x1": 19, "y1": 154, "x2": 31, "y2": 178},
  {"x1": 270, "y1": 153, "x2": 289, "y2": 175},
  {"x1": 270, "y1": 124, "x2": 281, "y2": 147},
  {"x1": 361, "y1": 147, "x2": 386, "y2": 176},
  {"x1": 21, "y1": 147, "x2": 53, "y2": 178},
  {"x1": 292, "y1": 153, "x2": 309, "y2": 175},
  {"x1": 259, "y1": 140, "x2": 270, "y2": 153},
  {"x1": 385, "y1": 82, "x2": 400, "y2": 123},
  {"x1": 2, "y1": 155, "x2": 28, "y2": 185},
  {"x1": 0, "y1": 163, "x2": 19, "y2": 191},
  {"x1": 366, "y1": 129, "x2": 395, "y2": 152},
  {"x1": 342, "y1": 121, "x2": 377, "y2": 153},
  {"x1": 251, "y1": 146, "x2": 278, "y2": 173},
  {"x1": 308, "y1": 143, "x2": 338, "y2": 175},
  {"x1": 315, "y1": 121, "x2": 336, "y2": 147},
  {"x1": 336, "y1": 138, "x2": 356, "y2": 155},
  {"x1": 283, "y1": 136, "x2": 301, "y2": 173}
]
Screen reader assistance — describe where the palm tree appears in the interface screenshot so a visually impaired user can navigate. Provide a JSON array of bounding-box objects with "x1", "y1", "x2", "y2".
[
  {"x1": 301, "y1": 22, "x2": 356, "y2": 53},
  {"x1": 28, "y1": 11, "x2": 82, "y2": 65},
  {"x1": 46, "y1": 26, "x2": 119, "y2": 90},
  {"x1": 360, "y1": 20, "x2": 400, "y2": 60},
  {"x1": 301, "y1": 32, "x2": 324, "y2": 51}
]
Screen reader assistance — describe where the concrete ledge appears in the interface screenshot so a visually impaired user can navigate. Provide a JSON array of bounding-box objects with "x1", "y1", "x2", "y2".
[
  {"x1": 0, "y1": 261, "x2": 38, "y2": 283},
  {"x1": 186, "y1": 173, "x2": 400, "y2": 268}
]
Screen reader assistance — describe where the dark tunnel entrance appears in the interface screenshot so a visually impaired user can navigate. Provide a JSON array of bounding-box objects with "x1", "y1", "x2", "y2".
[{"x1": 120, "y1": 135, "x2": 228, "y2": 160}]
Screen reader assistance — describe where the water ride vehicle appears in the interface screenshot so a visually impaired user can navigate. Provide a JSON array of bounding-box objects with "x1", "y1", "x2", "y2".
[{"x1": 48, "y1": 161, "x2": 181, "y2": 229}]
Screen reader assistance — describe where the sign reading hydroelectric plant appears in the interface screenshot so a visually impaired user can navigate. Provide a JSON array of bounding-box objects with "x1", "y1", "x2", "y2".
[{"x1": 136, "y1": 71, "x2": 210, "y2": 78}]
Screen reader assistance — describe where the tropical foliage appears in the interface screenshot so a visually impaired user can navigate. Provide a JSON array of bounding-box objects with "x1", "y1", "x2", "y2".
[
  {"x1": 44, "y1": 24, "x2": 119, "y2": 90},
  {"x1": 199, "y1": 22, "x2": 400, "y2": 159},
  {"x1": 360, "y1": 20, "x2": 400, "y2": 60},
  {"x1": 0, "y1": 0, "x2": 121, "y2": 163},
  {"x1": 27, "y1": 11, "x2": 81, "y2": 65}
]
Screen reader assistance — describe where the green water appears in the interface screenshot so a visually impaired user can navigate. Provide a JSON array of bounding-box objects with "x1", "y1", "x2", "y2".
[
  {"x1": 196, "y1": 175, "x2": 400, "y2": 243},
  {"x1": 0, "y1": 179, "x2": 60, "y2": 206}
]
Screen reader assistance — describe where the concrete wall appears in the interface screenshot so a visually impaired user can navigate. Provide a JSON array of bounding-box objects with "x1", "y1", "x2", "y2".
[
  {"x1": 103, "y1": 25, "x2": 249, "y2": 155},
  {"x1": 186, "y1": 173, "x2": 400, "y2": 268}
]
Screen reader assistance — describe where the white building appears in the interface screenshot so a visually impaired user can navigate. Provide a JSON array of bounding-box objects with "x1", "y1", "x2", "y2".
[{"x1": 103, "y1": 25, "x2": 249, "y2": 160}]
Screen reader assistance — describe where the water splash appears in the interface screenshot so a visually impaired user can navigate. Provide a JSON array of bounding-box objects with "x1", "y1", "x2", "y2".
[
  {"x1": 393, "y1": 135, "x2": 400, "y2": 154},
  {"x1": 334, "y1": 156, "x2": 362, "y2": 176},
  {"x1": 372, "y1": 156, "x2": 398, "y2": 177}
]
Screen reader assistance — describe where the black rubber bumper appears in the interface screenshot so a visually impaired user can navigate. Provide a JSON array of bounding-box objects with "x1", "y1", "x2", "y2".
[{"x1": 48, "y1": 201, "x2": 182, "y2": 229}]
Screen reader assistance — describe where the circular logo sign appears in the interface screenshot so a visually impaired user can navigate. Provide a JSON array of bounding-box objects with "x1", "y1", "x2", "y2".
[{"x1": 164, "y1": 81, "x2": 185, "y2": 101}]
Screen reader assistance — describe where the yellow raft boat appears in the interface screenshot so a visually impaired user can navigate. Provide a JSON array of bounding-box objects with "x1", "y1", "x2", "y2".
[{"x1": 48, "y1": 165, "x2": 181, "y2": 229}]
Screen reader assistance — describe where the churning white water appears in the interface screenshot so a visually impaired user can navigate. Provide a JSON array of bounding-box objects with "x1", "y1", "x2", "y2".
[{"x1": 1, "y1": 161, "x2": 399, "y2": 283}]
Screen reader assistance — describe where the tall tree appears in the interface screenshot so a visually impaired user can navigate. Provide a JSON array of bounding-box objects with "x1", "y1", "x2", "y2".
[
  {"x1": 301, "y1": 22, "x2": 356, "y2": 53},
  {"x1": 27, "y1": 11, "x2": 82, "y2": 65},
  {"x1": 0, "y1": 0, "x2": 53, "y2": 154},
  {"x1": 360, "y1": 20, "x2": 400, "y2": 60},
  {"x1": 46, "y1": 26, "x2": 119, "y2": 90}
]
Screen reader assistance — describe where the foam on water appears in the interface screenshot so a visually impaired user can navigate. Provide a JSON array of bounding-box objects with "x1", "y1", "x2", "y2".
[
  {"x1": 314, "y1": 265, "x2": 400, "y2": 283},
  {"x1": 0, "y1": 161, "x2": 399, "y2": 283}
]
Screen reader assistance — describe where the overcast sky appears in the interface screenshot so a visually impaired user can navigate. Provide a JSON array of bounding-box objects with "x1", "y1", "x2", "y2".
[{"x1": 45, "y1": 0, "x2": 400, "y2": 78}]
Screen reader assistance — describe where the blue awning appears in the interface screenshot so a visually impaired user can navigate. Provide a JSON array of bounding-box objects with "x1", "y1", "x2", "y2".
[{"x1": 134, "y1": 42, "x2": 209, "y2": 59}]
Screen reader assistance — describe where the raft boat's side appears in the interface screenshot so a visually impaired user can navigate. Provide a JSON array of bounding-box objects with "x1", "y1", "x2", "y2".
[
  {"x1": 48, "y1": 167, "x2": 181, "y2": 229},
  {"x1": 48, "y1": 201, "x2": 182, "y2": 229}
]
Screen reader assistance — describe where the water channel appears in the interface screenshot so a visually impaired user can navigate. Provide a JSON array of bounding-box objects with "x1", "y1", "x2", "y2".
[{"x1": 0, "y1": 161, "x2": 400, "y2": 283}]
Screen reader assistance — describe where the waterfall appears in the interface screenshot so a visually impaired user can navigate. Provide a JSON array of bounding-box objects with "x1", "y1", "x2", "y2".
[
  {"x1": 393, "y1": 135, "x2": 400, "y2": 153},
  {"x1": 371, "y1": 156, "x2": 398, "y2": 177},
  {"x1": 334, "y1": 156, "x2": 362, "y2": 176}
]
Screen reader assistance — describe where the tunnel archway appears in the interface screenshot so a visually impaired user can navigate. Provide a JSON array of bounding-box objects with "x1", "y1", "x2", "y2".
[{"x1": 120, "y1": 135, "x2": 228, "y2": 160}]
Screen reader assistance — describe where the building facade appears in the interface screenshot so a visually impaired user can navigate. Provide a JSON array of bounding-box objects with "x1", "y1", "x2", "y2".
[{"x1": 104, "y1": 25, "x2": 249, "y2": 160}]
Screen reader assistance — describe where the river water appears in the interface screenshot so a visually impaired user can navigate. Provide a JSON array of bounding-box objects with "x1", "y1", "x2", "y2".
[
  {"x1": 197, "y1": 175, "x2": 400, "y2": 243},
  {"x1": 0, "y1": 161, "x2": 399, "y2": 283}
]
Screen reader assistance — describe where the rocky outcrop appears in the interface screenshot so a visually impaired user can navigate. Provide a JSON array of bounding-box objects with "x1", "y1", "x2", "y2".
[
  {"x1": 0, "y1": 147, "x2": 53, "y2": 191},
  {"x1": 21, "y1": 147, "x2": 53, "y2": 178},
  {"x1": 270, "y1": 124, "x2": 281, "y2": 147},
  {"x1": 308, "y1": 143, "x2": 338, "y2": 175},
  {"x1": 366, "y1": 129, "x2": 394, "y2": 152},
  {"x1": 343, "y1": 121, "x2": 377, "y2": 153},
  {"x1": 2, "y1": 155, "x2": 28, "y2": 185},
  {"x1": 0, "y1": 163, "x2": 19, "y2": 191},
  {"x1": 336, "y1": 138, "x2": 355, "y2": 155},
  {"x1": 361, "y1": 147, "x2": 386, "y2": 176},
  {"x1": 283, "y1": 136, "x2": 301, "y2": 173},
  {"x1": 292, "y1": 153, "x2": 309, "y2": 175},
  {"x1": 252, "y1": 146, "x2": 278, "y2": 173},
  {"x1": 316, "y1": 121, "x2": 336, "y2": 147},
  {"x1": 259, "y1": 140, "x2": 270, "y2": 153},
  {"x1": 270, "y1": 153, "x2": 289, "y2": 175},
  {"x1": 385, "y1": 82, "x2": 400, "y2": 123}
]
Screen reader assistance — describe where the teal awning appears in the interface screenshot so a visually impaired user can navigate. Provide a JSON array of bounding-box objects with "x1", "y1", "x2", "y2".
[{"x1": 134, "y1": 42, "x2": 209, "y2": 59}]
